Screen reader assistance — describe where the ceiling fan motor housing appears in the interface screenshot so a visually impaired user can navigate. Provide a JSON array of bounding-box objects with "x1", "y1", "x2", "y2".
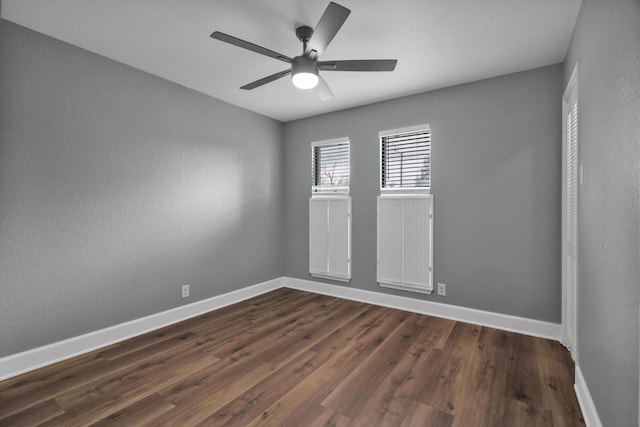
[
  {"x1": 291, "y1": 55, "x2": 319, "y2": 89},
  {"x1": 292, "y1": 55, "x2": 318, "y2": 74}
]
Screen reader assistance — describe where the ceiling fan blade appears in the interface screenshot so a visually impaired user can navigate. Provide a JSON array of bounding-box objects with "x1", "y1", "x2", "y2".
[
  {"x1": 211, "y1": 31, "x2": 292, "y2": 64},
  {"x1": 241, "y1": 69, "x2": 292, "y2": 90},
  {"x1": 305, "y1": 2, "x2": 351, "y2": 57},
  {"x1": 319, "y1": 59, "x2": 398, "y2": 72},
  {"x1": 316, "y1": 74, "x2": 334, "y2": 101}
]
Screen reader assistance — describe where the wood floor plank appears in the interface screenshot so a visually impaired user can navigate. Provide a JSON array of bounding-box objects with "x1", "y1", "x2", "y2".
[
  {"x1": 517, "y1": 350, "x2": 585, "y2": 426},
  {"x1": 53, "y1": 342, "x2": 220, "y2": 425},
  {"x1": 296, "y1": 405, "x2": 353, "y2": 427},
  {"x1": 505, "y1": 343, "x2": 548, "y2": 408},
  {"x1": 400, "y1": 401, "x2": 454, "y2": 427},
  {"x1": 147, "y1": 359, "x2": 275, "y2": 426},
  {"x1": 194, "y1": 350, "x2": 323, "y2": 427},
  {"x1": 307, "y1": 304, "x2": 394, "y2": 354},
  {"x1": 0, "y1": 398, "x2": 64, "y2": 426},
  {"x1": 0, "y1": 355, "x2": 108, "y2": 420},
  {"x1": 415, "y1": 315, "x2": 456, "y2": 349},
  {"x1": 321, "y1": 313, "x2": 424, "y2": 418},
  {"x1": 346, "y1": 342, "x2": 446, "y2": 426},
  {"x1": 207, "y1": 295, "x2": 331, "y2": 359},
  {"x1": 224, "y1": 298, "x2": 368, "y2": 370},
  {"x1": 410, "y1": 322, "x2": 481, "y2": 416},
  {"x1": 500, "y1": 399, "x2": 556, "y2": 427},
  {"x1": 450, "y1": 343, "x2": 509, "y2": 427},
  {"x1": 237, "y1": 291, "x2": 325, "y2": 325},
  {"x1": 0, "y1": 289, "x2": 584, "y2": 426},
  {"x1": 88, "y1": 393, "x2": 175, "y2": 426},
  {"x1": 243, "y1": 307, "x2": 410, "y2": 426}
]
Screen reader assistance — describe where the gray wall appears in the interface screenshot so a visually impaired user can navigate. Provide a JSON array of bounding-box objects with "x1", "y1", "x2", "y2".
[
  {"x1": 563, "y1": 0, "x2": 640, "y2": 425},
  {"x1": 0, "y1": 21, "x2": 283, "y2": 357},
  {"x1": 283, "y1": 64, "x2": 563, "y2": 323}
]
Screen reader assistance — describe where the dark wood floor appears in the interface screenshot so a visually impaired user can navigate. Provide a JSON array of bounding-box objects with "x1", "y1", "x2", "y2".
[{"x1": 0, "y1": 288, "x2": 584, "y2": 426}]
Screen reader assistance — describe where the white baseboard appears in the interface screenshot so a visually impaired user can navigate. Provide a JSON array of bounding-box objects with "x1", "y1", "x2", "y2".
[
  {"x1": 0, "y1": 278, "x2": 282, "y2": 381},
  {"x1": 0, "y1": 276, "x2": 563, "y2": 382},
  {"x1": 574, "y1": 365, "x2": 603, "y2": 427},
  {"x1": 283, "y1": 277, "x2": 561, "y2": 341}
]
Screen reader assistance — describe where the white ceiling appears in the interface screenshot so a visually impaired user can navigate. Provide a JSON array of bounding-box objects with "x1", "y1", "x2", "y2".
[{"x1": 1, "y1": 0, "x2": 582, "y2": 122}]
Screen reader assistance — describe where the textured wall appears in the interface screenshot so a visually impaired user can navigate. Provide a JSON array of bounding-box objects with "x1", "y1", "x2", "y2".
[
  {"x1": 0, "y1": 21, "x2": 283, "y2": 357},
  {"x1": 283, "y1": 65, "x2": 563, "y2": 323},
  {"x1": 563, "y1": 0, "x2": 640, "y2": 425}
]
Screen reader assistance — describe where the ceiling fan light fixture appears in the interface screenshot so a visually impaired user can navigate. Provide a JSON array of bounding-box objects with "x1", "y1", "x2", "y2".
[
  {"x1": 292, "y1": 71, "x2": 319, "y2": 89},
  {"x1": 291, "y1": 56, "x2": 318, "y2": 89}
]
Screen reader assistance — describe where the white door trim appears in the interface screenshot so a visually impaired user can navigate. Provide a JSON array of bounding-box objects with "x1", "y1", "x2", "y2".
[{"x1": 561, "y1": 64, "x2": 579, "y2": 359}]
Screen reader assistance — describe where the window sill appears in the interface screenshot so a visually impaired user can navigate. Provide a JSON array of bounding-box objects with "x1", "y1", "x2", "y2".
[
  {"x1": 311, "y1": 193, "x2": 351, "y2": 199},
  {"x1": 379, "y1": 192, "x2": 431, "y2": 198}
]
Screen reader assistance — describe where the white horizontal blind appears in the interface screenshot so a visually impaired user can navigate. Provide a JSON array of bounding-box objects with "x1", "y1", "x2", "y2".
[
  {"x1": 377, "y1": 195, "x2": 433, "y2": 294},
  {"x1": 312, "y1": 138, "x2": 350, "y2": 194},
  {"x1": 380, "y1": 126, "x2": 430, "y2": 192}
]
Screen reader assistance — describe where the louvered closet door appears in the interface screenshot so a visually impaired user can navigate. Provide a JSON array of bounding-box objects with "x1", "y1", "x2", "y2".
[{"x1": 565, "y1": 96, "x2": 578, "y2": 353}]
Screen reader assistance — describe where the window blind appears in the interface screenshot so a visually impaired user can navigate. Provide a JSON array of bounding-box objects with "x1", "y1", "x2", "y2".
[
  {"x1": 381, "y1": 127, "x2": 430, "y2": 191},
  {"x1": 312, "y1": 139, "x2": 350, "y2": 193}
]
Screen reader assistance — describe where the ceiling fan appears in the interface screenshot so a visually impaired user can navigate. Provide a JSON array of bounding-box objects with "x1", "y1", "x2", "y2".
[{"x1": 210, "y1": 1, "x2": 397, "y2": 100}]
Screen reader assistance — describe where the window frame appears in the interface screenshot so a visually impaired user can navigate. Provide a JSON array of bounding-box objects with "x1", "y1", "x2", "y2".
[
  {"x1": 379, "y1": 124, "x2": 431, "y2": 195},
  {"x1": 311, "y1": 137, "x2": 351, "y2": 196}
]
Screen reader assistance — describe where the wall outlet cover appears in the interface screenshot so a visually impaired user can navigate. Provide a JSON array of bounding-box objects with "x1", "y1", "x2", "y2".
[
  {"x1": 437, "y1": 283, "x2": 446, "y2": 296},
  {"x1": 181, "y1": 284, "x2": 190, "y2": 299}
]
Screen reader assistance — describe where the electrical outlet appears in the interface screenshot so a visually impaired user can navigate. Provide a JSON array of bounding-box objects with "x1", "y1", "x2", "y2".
[
  {"x1": 437, "y1": 283, "x2": 446, "y2": 296},
  {"x1": 181, "y1": 284, "x2": 190, "y2": 299}
]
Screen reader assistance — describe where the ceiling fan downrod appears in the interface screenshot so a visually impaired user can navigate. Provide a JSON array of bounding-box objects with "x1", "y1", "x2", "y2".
[{"x1": 296, "y1": 26, "x2": 314, "y2": 55}]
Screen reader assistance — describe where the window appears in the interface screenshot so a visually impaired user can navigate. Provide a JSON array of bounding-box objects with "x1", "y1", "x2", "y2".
[
  {"x1": 378, "y1": 124, "x2": 433, "y2": 294},
  {"x1": 380, "y1": 125, "x2": 430, "y2": 193},
  {"x1": 310, "y1": 137, "x2": 351, "y2": 282},
  {"x1": 312, "y1": 137, "x2": 350, "y2": 194}
]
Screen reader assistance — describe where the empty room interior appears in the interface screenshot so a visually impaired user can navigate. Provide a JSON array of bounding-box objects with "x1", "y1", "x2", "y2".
[{"x1": 0, "y1": 0, "x2": 638, "y2": 426}]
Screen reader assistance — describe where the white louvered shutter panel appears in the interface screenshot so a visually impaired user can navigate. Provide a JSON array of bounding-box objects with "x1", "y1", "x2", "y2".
[
  {"x1": 327, "y1": 198, "x2": 351, "y2": 278},
  {"x1": 309, "y1": 198, "x2": 328, "y2": 275},
  {"x1": 377, "y1": 195, "x2": 433, "y2": 293},
  {"x1": 403, "y1": 197, "x2": 431, "y2": 287},
  {"x1": 309, "y1": 197, "x2": 351, "y2": 281},
  {"x1": 377, "y1": 197, "x2": 404, "y2": 285}
]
